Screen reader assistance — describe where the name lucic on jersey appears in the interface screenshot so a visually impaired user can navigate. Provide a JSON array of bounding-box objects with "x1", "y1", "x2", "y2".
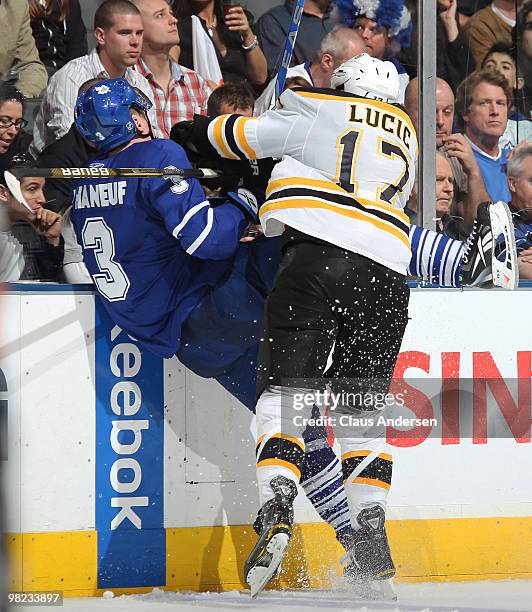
[
  {"x1": 348, "y1": 103, "x2": 412, "y2": 148},
  {"x1": 73, "y1": 181, "x2": 128, "y2": 209}
]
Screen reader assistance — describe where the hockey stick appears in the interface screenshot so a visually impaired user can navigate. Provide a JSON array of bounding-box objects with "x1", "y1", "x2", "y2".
[
  {"x1": 274, "y1": 0, "x2": 305, "y2": 101},
  {"x1": 7, "y1": 166, "x2": 221, "y2": 180}
]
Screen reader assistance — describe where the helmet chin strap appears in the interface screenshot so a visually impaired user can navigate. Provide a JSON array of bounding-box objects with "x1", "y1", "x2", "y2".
[{"x1": 135, "y1": 109, "x2": 154, "y2": 141}]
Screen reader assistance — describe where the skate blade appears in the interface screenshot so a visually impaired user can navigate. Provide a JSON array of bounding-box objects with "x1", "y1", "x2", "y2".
[
  {"x1": 347, "y1": 577, "x2": 397, "y2": 601},
  {"x1": 490, "y1": 201, "x2": 519, "y2": 290},
  {"x1": 247, "y1": 532, "x2": 290, "y2": 598}
]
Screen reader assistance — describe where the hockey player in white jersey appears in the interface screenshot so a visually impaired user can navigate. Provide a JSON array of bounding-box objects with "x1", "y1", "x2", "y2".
[
  {"x1": 208, "y1": 54, "x2": 413, "y2": 598},
  {"x1": 204, "y1": 53, "x2": 518, "y2": 598}
]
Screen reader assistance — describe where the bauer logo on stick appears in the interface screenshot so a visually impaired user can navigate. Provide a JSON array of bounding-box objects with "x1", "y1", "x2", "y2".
[{"x1": 58, "y1": 167, "x2": 111, "y2": 178}]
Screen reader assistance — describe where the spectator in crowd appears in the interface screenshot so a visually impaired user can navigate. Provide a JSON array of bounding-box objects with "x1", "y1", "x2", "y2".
[
  {"x1": 464, "y1": 0, "x2": 518, "y2": 71},
  {"x1": 257, "y1": 0, "x2": 334, "y2": 74},
  {"x1": 435, "y1": 150, "x2": 470, "y2": 238},
  {"x1": 0, "y1": 0, "x2": 48, "y2": 98},
  {"x1": 253, "y1": 26, "x2": 366, "y2": 114},
  {"x1": 172, "y1": 0, "x2": 268, "y2": 91},
  {"x1": 34, "y1": 78, "x2": 106, "y2": 284},
  {"x1": 33, "y1": 79, "x2": 102, "y2": 216},
  {"x1": 284, "y1": 75, "x2": 312, "y2": 88},
  {"x1": 133, "y1": 0, "x2": 213, "y2": 137},
  {"x1": 336, "y1": 0, "x2": 412, "y2": 101},
  {"x1": 28, "y1": 0, "x2": 88, "y2": 77},
  {"x1": 457, "y1": 0, "x2": 491, "y2": 26},
  {"x1": 482, "y1": 42, "x2": 527, "y2": 119},
  {"x1": 404, "y1": 76, "x2": 490, "y2": 227},
  {"x1": 31, "y1": 0, "x2": 160, "y2": 156},
  {"x1": 0, "y1": 84, "x2": 32, "y2": 177},
  {"x1": 436, "y1": 0, "x2": 473, "y2": 92},
  {"x1": 515, "y1": 0, "x2": 532, "y2": 118},
  {"x1": 0, "y1": 156, "x2": 63, "y2": 282},
  {"x1": 507, "y1": 139, "x2": 532, "y2": 278},
  {"x1": 207, "y1": 81, "x2": 254, "y2": 116},
  {"x1": 456, "y1": 69, "x2": 513, "y2": 205},
  {"x1": 396, "y1": 0, "x2": 472, "y2": 87}
]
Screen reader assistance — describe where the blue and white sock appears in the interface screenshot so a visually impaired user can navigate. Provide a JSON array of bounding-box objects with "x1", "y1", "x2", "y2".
[{"x1": 300, "y1": 405, "x2": 353, "y2": 547}]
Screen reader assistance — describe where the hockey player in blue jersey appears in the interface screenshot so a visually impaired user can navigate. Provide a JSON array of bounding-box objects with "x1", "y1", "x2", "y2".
[{"x1": 69, "y1": 78, "x2": 517, "y2": 599}]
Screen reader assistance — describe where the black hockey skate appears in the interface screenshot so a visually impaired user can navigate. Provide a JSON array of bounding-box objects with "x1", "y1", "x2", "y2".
[
  {"x1": 244, "y1": 476, "x2": 297, "y2": 597},
  {"x1": 341, "y1": 506, "x2": 397, "y2": 601},
  {"x1": 459, "y1": 201, "x2": 518, "y2": 289}
]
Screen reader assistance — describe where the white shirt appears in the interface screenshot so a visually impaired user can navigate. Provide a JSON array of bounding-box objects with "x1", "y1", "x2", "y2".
[{"x1": 31, "y1": 48, "x2": 161, "y2": 156}]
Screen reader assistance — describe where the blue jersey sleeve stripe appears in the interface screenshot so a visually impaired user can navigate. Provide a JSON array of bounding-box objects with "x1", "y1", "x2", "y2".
[
  {"x1": 186, "y1": 207, "x2": 214, "y2": 255},
  {"x1": 172, "y1": 201, "x2": 210, "y2": 238},
  {"x1": 439, "y1": 238, "x2": 454, "y2": 286},
  {"x1": 450, "y1": 241, "x2": 464, "y2": 287}
]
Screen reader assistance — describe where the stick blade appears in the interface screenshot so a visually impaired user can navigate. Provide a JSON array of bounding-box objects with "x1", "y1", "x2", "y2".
[{"x1": 3, "y1": 171, "x2": 34, "y2": 214}]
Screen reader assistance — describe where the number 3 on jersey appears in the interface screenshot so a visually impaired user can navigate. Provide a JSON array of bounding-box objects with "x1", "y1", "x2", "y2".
[
  {"x1": 82, "y1": 217, "x2": 130, "y2": 301},
  {"x1": 335, "y1": 129, "x2": 410, "y2": 204}
]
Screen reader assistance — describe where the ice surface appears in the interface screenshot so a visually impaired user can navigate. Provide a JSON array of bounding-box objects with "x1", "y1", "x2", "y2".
[{"x1": 15, "y1": 581, "x2": 532, "y2": 612}]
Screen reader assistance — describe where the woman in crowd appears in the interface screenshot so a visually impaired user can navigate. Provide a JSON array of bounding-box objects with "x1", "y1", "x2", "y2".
[
  {"x1": 0, "y1": 84, "x2": 32, "y2": 178},
  {"x1": 28, "y1": 0, "x2": 87, "y2": 77},
  {"x1": 172, "y1": 0, "x2": 268, "y2": 91}
]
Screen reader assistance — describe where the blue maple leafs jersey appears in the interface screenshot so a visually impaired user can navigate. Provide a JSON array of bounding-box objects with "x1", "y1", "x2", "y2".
[{"x1": 71, "y1": 139, "x2": 247, "y2": 358}]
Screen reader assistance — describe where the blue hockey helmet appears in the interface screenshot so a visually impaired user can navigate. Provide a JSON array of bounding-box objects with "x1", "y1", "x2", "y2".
[{"x1": 74, "y1": 78, "x2": 153, "y2": 154}]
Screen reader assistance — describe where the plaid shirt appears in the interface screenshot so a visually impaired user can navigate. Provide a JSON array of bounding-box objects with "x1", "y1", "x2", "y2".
[{"x1": 137, "y1": 58, "x2": 213, "y2": 138}]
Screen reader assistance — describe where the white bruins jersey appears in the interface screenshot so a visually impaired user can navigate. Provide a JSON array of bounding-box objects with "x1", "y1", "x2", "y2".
[{"x1": 208, "y1": 87, "x2": 418, "y2": 274}]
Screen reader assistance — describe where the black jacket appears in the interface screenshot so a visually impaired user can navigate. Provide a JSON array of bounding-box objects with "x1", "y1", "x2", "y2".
[
  {"x1": 0, "y1": 130, "x2": 32, "y2": 177},
  {"x1": 36, "y1": 123, "x2": 95, "y2": 213},
  {"x1": 30, "y1": 0, "x2": 87, "y2": 73},
  {"x1": 10, "y1": 222, "x2": 64, "y2": 282}
]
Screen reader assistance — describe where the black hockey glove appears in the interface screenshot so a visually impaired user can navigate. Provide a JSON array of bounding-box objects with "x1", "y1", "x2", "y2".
[{"x1": 170, "y1": 115, "x2": 218, "y2": 159}]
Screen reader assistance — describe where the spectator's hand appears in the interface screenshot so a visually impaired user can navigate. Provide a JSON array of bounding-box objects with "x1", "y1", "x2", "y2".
[
  {"x1": 519, "y1": 246, "x2": 532, "y2": 264},
  {"x1": 518, "y1": 248, "x2": 532, "y2": 279},
  {"x1": 438, "y1": 0, "x2": 459, "y2": 42},
  {"x1": 224, "y1": 6, "x2": 254, "y2": 45},
  {"x1": 31, "y1": 208, "x2": 62, "y2": 247},
  {"x1": 443, "y1": 133, "x2": 480, "y2": 177}
]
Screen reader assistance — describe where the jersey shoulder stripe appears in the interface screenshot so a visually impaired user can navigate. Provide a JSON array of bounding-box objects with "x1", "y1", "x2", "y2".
[{"x1": 210, "y1": 115, "x2": 240, "y2": 160}]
